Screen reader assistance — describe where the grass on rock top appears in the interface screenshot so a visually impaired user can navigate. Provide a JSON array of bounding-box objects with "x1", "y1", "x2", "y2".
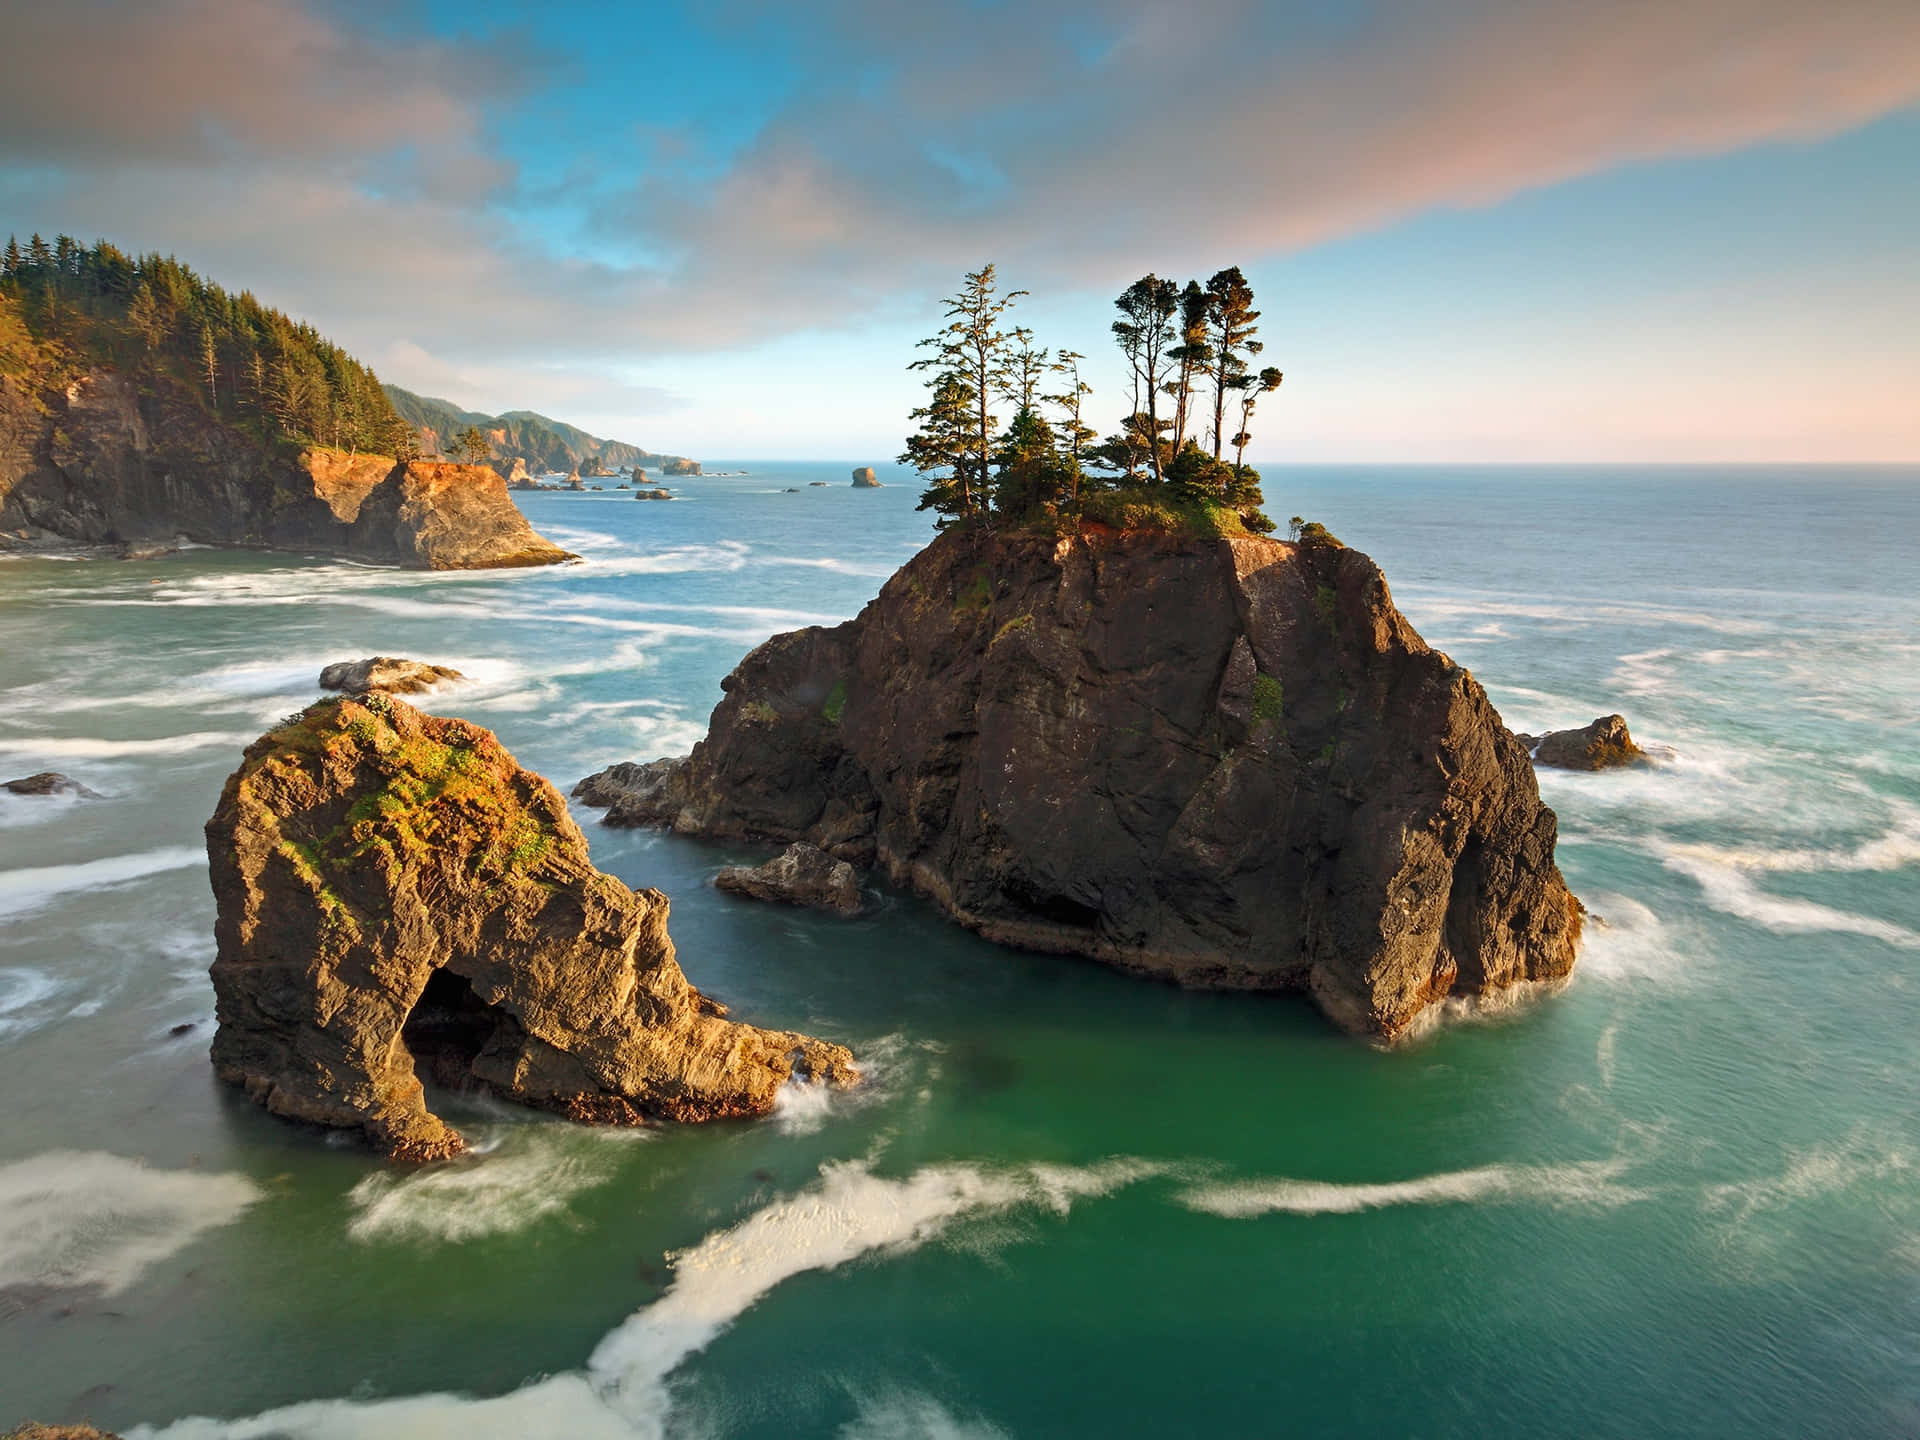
[{"x1": 260, "y1": 698, "x2": 560, "y2": 909}]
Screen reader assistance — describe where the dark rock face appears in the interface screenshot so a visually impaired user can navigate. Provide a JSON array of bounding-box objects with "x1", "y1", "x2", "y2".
[
  {"x1": 318, "y1": 657, "x2": 465, "y2": 695},
  {"x1": 206, "y1": 695, "x2": 856, "y2": 1160},
  {"x1": 576, "y1": 529, "x2": 1581, "y2": 1042},
  {"x1": 0, "y1": 367, "x2": 573, "y2": 569},
  {"x1": 1517, "y1": 715, "x2": 1646, "y2": 771},
  {"x1": 851, "y1": 467, "x2": 881, "y2": 487},
  {"x1": 716, "y1": 843, "x2": 862, "y2": 915},
  {"x1": 3, "y1": 772, "x2": 101, "y2": 799}
]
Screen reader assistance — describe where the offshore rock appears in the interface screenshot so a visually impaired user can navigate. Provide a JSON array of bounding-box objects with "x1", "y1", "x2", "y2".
[
  {"x1": 716, "y1": 842, "x2": 862, "y2": 915},
  {"x1": 1517, "y1": 714, "x2": 1646, "y2": 771},
  {"x1": 206, "y1": 695, "x2": 856, "y2": 1160},
  {"x1": 3, "y1": 771, "x2": 102, "y2": 799},
  {"x1": 319, "y1": 656, "x2": 465, "y2": 695},
  {"x1": 577, "y1": 527, "x2": 1581, "y2": 1042},
  {"x1": 851, "y1": 467, "x2": 881, "y2": 487}
]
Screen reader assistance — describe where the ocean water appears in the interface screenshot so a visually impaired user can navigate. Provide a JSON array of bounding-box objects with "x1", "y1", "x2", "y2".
[{"x1": 0, "y1": 462, "x2": 1915, "y2": 1438}]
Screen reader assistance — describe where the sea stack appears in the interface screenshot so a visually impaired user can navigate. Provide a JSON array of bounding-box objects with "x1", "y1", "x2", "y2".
[
  {"x1": 577, "y1": 527, "x2": 1582, "y2": 1042},
  {"x1": 851, "y1": 467, "x2": 881, "y2": 487},
  {"x1": 205, "y1": 694, "x2": 857, "y2": 1159}
]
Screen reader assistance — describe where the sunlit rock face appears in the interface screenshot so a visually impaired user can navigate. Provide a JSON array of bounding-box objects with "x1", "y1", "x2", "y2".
[
  {"x1": 206, "y1": 695, "x2": 856, "y2": 1161},
  {"x1": 577, "y1": 527, "x2": 1582, "y2": 1042}
]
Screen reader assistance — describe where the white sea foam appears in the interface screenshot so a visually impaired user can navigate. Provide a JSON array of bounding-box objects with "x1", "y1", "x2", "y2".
[
  {"x1": 346, "y1": 1130, "x2": 630, "y2": 1244},
  {"x1": 0, "y1": 731, "x2": 254, "y2": 760},
  {"x1": 0, "y1": 846, "x2": 206, "y2": 919},
  {"x1": 836, "y1": 1389, "x2": 1009, "y2": 1440},
  {"x1": 1703, "y1": 1137, "x2": 1911, "y2": 1228},
  {"x1": 0, "y1": 966, "x2": 62, "y2": 1038},
  {"x1": 0, "y1": 1151, "x2": 262, "y2": 1295},
  {"x1": 763, "y1": 555, "x2": 900, "y2": 579},
  {"x1": 1656, "y1": 848, "x2": 1920, "y2": 948},
  {"x1": 1577, "y1": 894, "x2": 1696, "y2": 984},
  {"x1": 1595, "y1": 1023, "x2": 1619, "y2": 1090},
  {"x1": 135, "y1": 1157, "x2": 1155, "y2": 1440},
  {"x1": 1178, "y1": 1156, "x2": 1644, "y2": 1218}
]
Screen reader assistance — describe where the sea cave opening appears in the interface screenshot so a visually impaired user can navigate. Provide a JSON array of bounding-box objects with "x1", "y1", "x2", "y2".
[{"x1": 400, "y1": 968, "x2": 505, "y2": 1092}]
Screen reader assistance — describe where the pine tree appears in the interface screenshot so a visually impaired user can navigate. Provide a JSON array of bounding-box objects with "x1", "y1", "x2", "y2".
[
  {"x1": 1043, "y1": 349, "x2": 1096, "y2": 506},
  {"x1": 1230, "y1": 367, "x2": 1284, "y2": 469},
  {"x1": 1113, "y1": 275, "x2": 1179, "y2": 485},
  {"x1": 1204, "y1": 267, "x2": 1261, "y2": 460},
  {"x1": 913, "y1": 265, "x2": 1027, "y2": 517},
  {"x1": 902, "y1": 372, "x2": 980, "y2": 528},
  {"x1": 1166, "y1": 280, "x2": 1213, "y2": 452}
]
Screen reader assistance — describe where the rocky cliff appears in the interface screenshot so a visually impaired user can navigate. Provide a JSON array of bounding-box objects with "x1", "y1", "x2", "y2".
[
  {"x1": 0, "y1": 369, "x2": 572, "y2": 569},
  {"x1": 577, "y1": 527, "x2": 1581, "y2": 1041},
  {"x1": 206, "y1": 694, "x2": 856, "y2": 1159}
]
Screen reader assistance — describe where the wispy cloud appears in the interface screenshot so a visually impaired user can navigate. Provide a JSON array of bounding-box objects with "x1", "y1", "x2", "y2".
[{"x1": 2, "y1": 0, "x2": 1916, "y2": 437}]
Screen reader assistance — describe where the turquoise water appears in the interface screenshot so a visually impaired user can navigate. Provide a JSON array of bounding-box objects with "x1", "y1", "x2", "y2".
[{"x1": 0, "y1": 464, "x2": 1915, "y2": 1437}]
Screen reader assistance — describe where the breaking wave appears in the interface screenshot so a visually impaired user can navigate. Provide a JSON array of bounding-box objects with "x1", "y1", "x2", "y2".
[
  {"x1": 0, "y1": 846, "x2": 206, "y2": 919},
  {"x1": 0, "y1": 1151, "x2": 262, "y2": 1296},
  {"x1": 134, "y1": 1157, "x2": 1157, "y2": 1439},
  {"x1": 1178, "y1": 1157, "x2": 1645, "y2": 1218}
]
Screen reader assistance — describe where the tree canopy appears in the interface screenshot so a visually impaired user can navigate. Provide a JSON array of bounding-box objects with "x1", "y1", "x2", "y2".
[
  {"x1": 0, "y1": 232, "x2": 415, "y2": 459},
  {"x1": 902, "y1": 263, "x2": 1284, "y2": 536}
]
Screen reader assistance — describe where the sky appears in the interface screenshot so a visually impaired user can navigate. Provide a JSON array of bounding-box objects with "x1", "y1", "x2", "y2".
[{"x1": 1, "y1": 0, "x2": 1917, "y2": 462}]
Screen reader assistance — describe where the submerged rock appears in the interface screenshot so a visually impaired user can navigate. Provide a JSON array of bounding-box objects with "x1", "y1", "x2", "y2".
[
  {"x1": 206, "y1": 695, "x2": 856, "y2": 1160},
  {"x1": 3, "y1": 771, "x2": 101, "y2": 799},
  {"x1": 577, "y1": 527, "x2": 1581, "y2": 1042},
  {"x1": 716, "y1": 842, "x2": 862, "y2": 915},
  {"x1": 318, "y1": 656, "x2": 465, "y2": 695},
  {"x1": 850, "y1": 467, "x2": 881, "y2": 487},
  {"x1": 1517, "y1": 715, "x2": 1645, "y2": 771}
]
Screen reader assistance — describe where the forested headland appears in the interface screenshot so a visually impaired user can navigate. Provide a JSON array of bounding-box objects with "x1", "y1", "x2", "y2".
[
  {"x1": 903, "y1": 265, "x2": 1286, "y2": 537},
  {"x1": 0, "y1": 232, "x2": 414, "y2": 459}
]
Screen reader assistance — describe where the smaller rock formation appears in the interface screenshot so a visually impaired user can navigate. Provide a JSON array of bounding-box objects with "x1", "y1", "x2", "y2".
[
  {"x1": 4, "y1": 1424, "x2": 122, "y2": 1439},
  {"x1": 117, "y1": 542, "x2": 178, "y2": 561},
  {"x1": 783, "y1": 487, "x2": 801, "y2": 493},
  {"x1": 664, "y1": 457, "x2": 702, "y2": 477},
  {"x1": 851, "y1": 467, "x2": 881, "y2": 487},
  {"x1": 1517, "y1": 715, "x2": 1645, "y2": 771},
  {"x1": 207, "y1": 696, "x2": 857, "y2": 1160},
  {"x1": 318, "y1": 657, "x2": 465, "y2": 696},
  {"x1": 632, "y1": 466, "x2": 648, "y2": 482},
  {"x1": 716, "y1": 843, "x2": 862, "y2": 915},
  {"x1": 634, "y1": 487, "x2": 673, "y2": 501},
  {"x1": 809, "y1": 481, "x2": 828, "y2": 487},
  {"x1": 505, "y1": 457, "x2": 534, "y2": 489},
  {"x1": 3, "y1": 771, "x2": 101, "y2": 798}
]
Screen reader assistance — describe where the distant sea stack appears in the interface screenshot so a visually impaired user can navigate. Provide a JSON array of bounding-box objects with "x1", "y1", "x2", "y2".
[
  {"x1": 205, "y1": 694, "x2": 857, "y2": 1160},
  {"x1": 577, "y1": 528, "x2": 1581, "y2": 1042},
  {"x1": 851, "y1": 467, "x2": 881, "y2": 487},
  {"x1": 664, "y1": 457, "x2": 703, "y2": 477}
]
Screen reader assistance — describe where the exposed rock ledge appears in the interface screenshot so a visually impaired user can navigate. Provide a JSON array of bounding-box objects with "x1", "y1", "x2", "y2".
[
  {"x1": 206, "y1": 694, "x2": 855, "y2": 1160},
  {"x1": 717, "y1": 842, "x2": 862, "y2": 915},
  {"x1": 576, "y1": 527, "x2": 1581, "y2": 1042},
  {"x1": 0, "y1": 369, "x2": 574, "y2": 569},
  {"x1": 1516, "y1": 714, "x2": 1646, "y2": 771},
  {"x1": 319, "y1": 656, "x2": 465, "y2": 695}
]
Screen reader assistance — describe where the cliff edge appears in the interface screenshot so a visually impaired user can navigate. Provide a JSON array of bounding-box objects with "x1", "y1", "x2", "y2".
[
  {"x1": 0, "y1": 368, "x2": 572, "y2": 567},
  {"x1": 206, "y1": 694, "x2": 855, "y2": 1159},
  {"x1": 577, "y1": 527, "x2": 1581, "y2": 1041}
]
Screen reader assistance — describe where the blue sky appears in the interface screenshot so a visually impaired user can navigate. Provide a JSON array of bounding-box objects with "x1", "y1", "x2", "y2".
[{"x1": 2, "y1": 0, "x2": 1916, "y2": 460}]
